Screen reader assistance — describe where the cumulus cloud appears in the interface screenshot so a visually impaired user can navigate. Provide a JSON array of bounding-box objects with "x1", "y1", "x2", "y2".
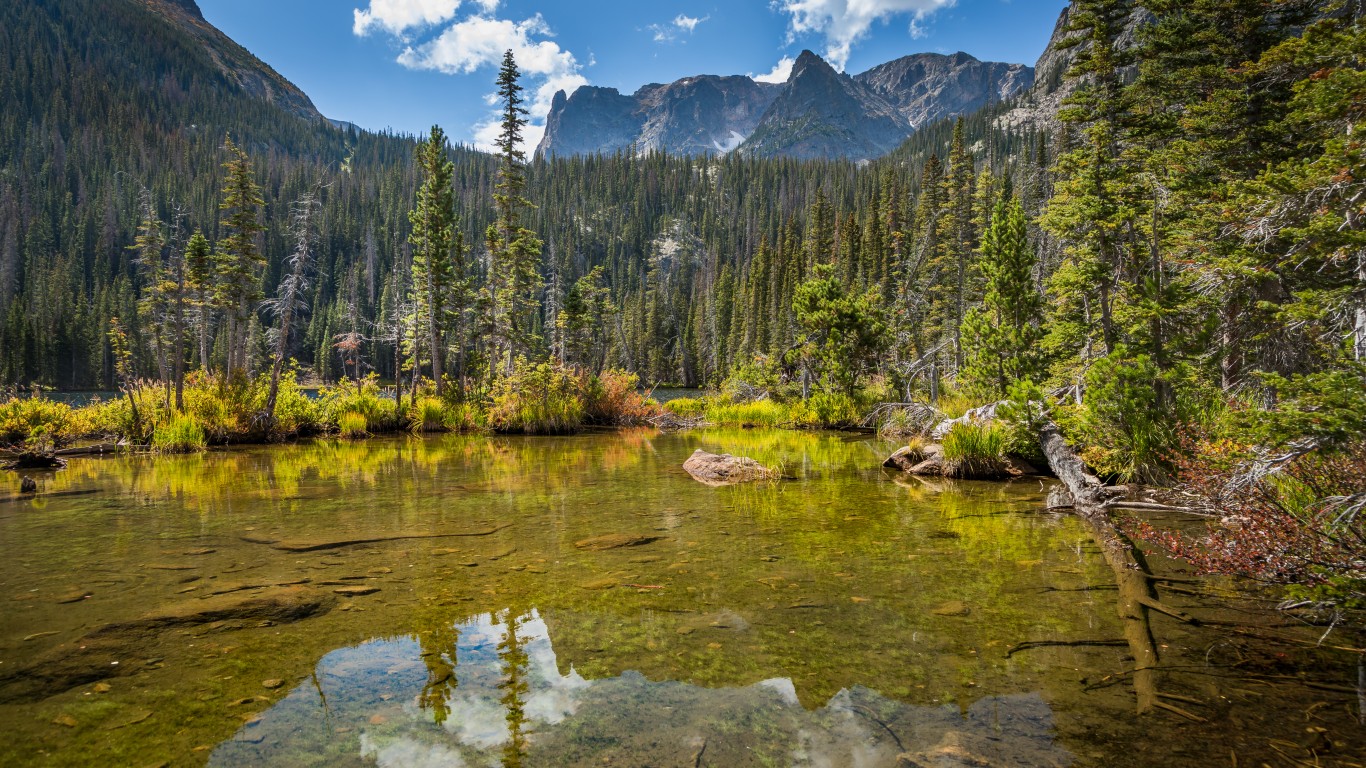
[
  {"x1": 751, "y1": 55, "x2": 795, "y2": 84},
  {"x1": 353, "y1": 0, "x2": 462, "y2": 37},
  {"x1": 649, "y1": 13, "x2": 709, "y2": 43},
  {"x1": 774, "y1": 0, "x2": 955, "y2": 69},
  {"x1": 397, "y1": 14, "x2": 587, "y2": 150}
]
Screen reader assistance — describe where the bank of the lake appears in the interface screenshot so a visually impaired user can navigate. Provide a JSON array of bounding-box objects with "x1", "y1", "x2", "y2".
[{"x1": 1, "y1": 429, "x2": 1362, "y2": 767}]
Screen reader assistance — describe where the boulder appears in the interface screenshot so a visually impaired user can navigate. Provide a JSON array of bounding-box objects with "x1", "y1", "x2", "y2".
[
  {"x1": 882, "y1": 445, "x2": 927, "y2": 471},
  {"x1": 908, "y1": 456, "x2": 944, "y2": 476},
  {"x1": 19, "y1": 476, "x2": 37, "y2": 494},
  {"x1": 682, "y1": 449, "x2": 776, "y2": 485}
]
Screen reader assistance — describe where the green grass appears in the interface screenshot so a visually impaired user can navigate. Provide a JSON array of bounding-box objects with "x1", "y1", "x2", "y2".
[
  {"x1": 151, "y1": 413, "x2": 207, "y2": 453},
  {"x1": 940, "y1": 422, "x2": 1008, "y2": 479},
  {"x1": 408, "y1": 397, "x2": 449, "y2": 433},
  {"x1": 337, "y1": 411, "x2": 368, "y2": 439}
]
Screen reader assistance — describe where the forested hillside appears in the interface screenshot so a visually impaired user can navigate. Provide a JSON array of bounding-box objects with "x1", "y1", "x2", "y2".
[{"x1": 2, "y1": 0, "x2": 1361, "y2": 419}]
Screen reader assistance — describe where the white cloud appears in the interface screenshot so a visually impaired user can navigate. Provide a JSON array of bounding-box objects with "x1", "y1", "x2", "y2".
[
  {"x1": 774, "y1": 0, "x2": 955, "y2": 69},
  {"x1": 648, "y1": 13, "x2": 709, "y2": 43},
  {"x1": 398, "y1": 14, "x2": 587, "y2": 151},
  {"x1": 353, "y1": 0, "x2": 462, "y2": 37},
  {"x1": 751, "y1": 55, "x2": 795, "y2": 84},
  {"x1": 674, "y1": 14, "x2": 706, "y2": 33}
]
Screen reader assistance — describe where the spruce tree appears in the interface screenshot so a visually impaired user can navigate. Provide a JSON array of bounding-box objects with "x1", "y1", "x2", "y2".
[
  {"x1": 214, "y1": 136, "x2": 265, "y2": 378},
  {"x1": 960, "y1": 197, "x2": 1045, "y2": 397},
  {"x1": 407, "y1": 125, "x2": 459, "y2": 396},
  {"x1": 486, "y1": 50, "x2": 543, "y2": 376}
]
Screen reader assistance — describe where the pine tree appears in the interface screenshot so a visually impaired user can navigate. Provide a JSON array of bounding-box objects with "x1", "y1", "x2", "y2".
[
  {"x1": 214, "y1": 136, "x2": 265, "y2": 378},
  {"x1": 407, "y1": 125, "x2": 460, "y2": 396},
  {"x1": 184, "y1": 230, "x2": 214, "y2": 373},
  {"x1": 960, "y1": 197, "x2": 1045, "y2": 397},
  {"x1": 486, "y1": 50, "x2": 543, "y2": 377}
]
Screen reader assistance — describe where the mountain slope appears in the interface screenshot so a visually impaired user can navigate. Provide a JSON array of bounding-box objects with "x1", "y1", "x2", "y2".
[{"x1": 738, "y1": 50, "x2": 909, "y2": 161}]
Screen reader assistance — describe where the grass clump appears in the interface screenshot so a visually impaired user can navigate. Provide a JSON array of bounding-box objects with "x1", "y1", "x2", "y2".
[
  {"x1": 408, "y1": 397, "x2": 449, "y2": 433},
  {"x1": 320, "y1": 375, "x2": 398, "y2": 433},
  {"x1": 941, "y1": 422, "x2": 1008, "y2": 479},
  {"x1": 151, "y1": 413, "x2": 207, "y2": 453},
  {"x1": 337, "y1": 411, "x2": 368, "y2": 439}
]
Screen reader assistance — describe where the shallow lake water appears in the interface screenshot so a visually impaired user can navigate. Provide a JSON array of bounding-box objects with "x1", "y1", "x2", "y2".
[{"x1": 0, "y1": 429, "x2": 1361, "y2": 766}]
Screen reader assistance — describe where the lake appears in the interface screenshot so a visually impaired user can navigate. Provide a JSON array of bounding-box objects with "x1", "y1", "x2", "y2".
[{"x1": 0, "y1": 429, "x2": 1360, "y2": 766}]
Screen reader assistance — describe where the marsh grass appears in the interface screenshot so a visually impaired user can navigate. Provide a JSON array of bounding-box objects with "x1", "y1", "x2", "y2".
[
  {"x1": 337, "y1": 411, "x2": 368, "y2": 439},
  {"x1": 151, "y1": 413, "x2": 207, "y2": 453},
  {"x1": 941, "y1": 422, "x2": 1008, "y2": 479}
]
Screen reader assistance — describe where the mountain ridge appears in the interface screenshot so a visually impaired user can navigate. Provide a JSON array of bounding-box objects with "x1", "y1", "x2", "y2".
[{"x1": 537, "y1": 49, "x2": 1033, "y2": 160}]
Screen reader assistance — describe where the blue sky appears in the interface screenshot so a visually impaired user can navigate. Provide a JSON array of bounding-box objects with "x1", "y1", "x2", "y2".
[{"x1": 198, "y1": 0, "x2": 1068, "y2": 150}]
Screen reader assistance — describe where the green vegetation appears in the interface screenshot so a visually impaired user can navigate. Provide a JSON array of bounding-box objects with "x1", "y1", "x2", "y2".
[
  {"x1": 940, "y1": 422, "x2": 1008, "y2": 479},
  {"x1": 151, "y1": 413, "x2": 207, "y2": 453}
]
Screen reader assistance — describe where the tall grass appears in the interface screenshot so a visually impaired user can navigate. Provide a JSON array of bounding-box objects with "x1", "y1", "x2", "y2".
[
  {"x1": 151, "y1": 413, "x2": 207, "y2": 453},
  {"x1": 337, "y1": 411, "x2": 368, "y2": 439},
  {"x1": 941, "y1": 422, "x2": 1008, "y2": 479}
]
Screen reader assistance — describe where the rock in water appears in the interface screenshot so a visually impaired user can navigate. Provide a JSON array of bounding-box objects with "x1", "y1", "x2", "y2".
[
  {"x1": 882, "y1": 445, "x2": 927, "y2": 472},
  {"x1": 682, "y1": 449, "x2": 776, "y2": 485},
  {"x1": 20, "y1": 476, "x2": 38, "y2": 494}
]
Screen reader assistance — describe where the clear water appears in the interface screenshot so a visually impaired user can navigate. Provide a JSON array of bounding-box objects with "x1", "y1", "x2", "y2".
[{"x1": 0, "y1": 429, "x2": 1360, "y2": 766}]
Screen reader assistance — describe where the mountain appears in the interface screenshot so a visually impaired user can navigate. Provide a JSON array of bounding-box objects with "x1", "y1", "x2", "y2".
[
  {"x1": 539, "y1": 76, "x2": 780, "y2": 157},
  {"x1": 537, "y1": 50, "x2": 1032, "y2": 160},
  {"x1": 737, "y1": 50, "x2": 909, "y2": 161}
]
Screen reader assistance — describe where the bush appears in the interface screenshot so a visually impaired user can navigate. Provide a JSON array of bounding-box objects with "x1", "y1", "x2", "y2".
[
  {"x1": 151, "y1": 413, "x2": 207, "y2": 453},
  {"x1": 0, "y1": 397, "x2": 81, "y2": 449},
  {"x1": 581, "y1": 369, "x2": 660, "y2": 426},
  {"x1": 805, "y1": 391, "x2": 862, "y2": 428},
  {"x1": 488, "y1": 360, "x2": 583, "y2": 434},
  {"x1": 319, "y1": 375, "x2": 399, "y2": 433},
  {"x1": 337, "y1": 411, "x2": 368, "y2": 439},
  {"x1": 941, "y1": 422, "x2": 1008, "y2": 479},
  {"x1": 1070, "y1": 351, "x2": 1176, "y2": 484}
]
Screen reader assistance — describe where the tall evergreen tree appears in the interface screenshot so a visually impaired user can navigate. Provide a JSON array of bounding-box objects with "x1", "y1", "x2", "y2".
[
  {"x1": 407, "y1": 125, "x2": 459, "y2": 397},
  {"x1": 214, "y1": 136, "x2": 265, "y2": 378},
  {"x1": 960, "y1": 197, "x2": 1046, "y2": 397},
  {"x1": 485, "y1": 50, "x2": 543, "y2": 376}
]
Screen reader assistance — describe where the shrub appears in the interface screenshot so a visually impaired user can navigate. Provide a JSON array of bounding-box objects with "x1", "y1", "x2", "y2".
[
  {"x1": 1069, "y1": 351, "x2": 1180, "y2": 484},
  {"x1": 0, "y1": 397, "x2": 80, "y2": 449},
  {"x1": 338, "y1": 411, "x2": 368, "y2": 439},
  {"x1": 320, "y1": 375, "x2": 399, "y2": 433},
  {"x1": 488, "y1": 360, "x2": 583, "y2": 434},
  {"x1": 805, "y1": 391, "x2": 862, "y2": 428},
  {"x1": 151, "y1": 414, "x2": 207, "y2": 453},
  {"x1": 581, "y1": 369, "x2": 660, "y2": 426},
  {"x1": 1128, "y1": 437, "x2": 1366, "y2": 613},
  {"x1": 941, "y1": 422, "x2": 1008, "y2": 479}
]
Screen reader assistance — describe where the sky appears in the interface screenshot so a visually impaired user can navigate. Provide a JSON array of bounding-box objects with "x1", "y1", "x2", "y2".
[{"x1": 197, "y1": 0, "x2": 1069, "y2": 151}]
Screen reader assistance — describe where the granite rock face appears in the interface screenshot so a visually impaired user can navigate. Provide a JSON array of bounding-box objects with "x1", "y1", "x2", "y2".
[{"x1": 539, "y1": 49, "x2": 1032, "y2": 161}]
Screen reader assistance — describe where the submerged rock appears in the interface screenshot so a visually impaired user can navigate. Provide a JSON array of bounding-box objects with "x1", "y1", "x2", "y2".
[
  {"x1": 20, "y1": 476, "x2": 37, "y2": 493},
  {"x1": 683, "y1": 449, "x2": 776, "y2": 485},
  {"x1": 0, "y1": 586, "x2": 333, "y2": 703}
]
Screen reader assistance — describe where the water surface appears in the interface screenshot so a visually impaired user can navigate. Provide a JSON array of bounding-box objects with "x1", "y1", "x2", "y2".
[{"x1": 0, "y1": 429, "x2": 1360, "y2": 766}]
